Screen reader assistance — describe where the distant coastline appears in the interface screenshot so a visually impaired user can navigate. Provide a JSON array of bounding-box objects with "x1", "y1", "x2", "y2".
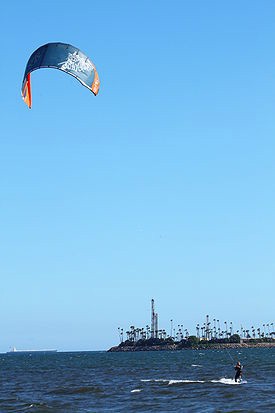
[{"x1": 108, "y1": 339, "x2": 275, "y2": 352}]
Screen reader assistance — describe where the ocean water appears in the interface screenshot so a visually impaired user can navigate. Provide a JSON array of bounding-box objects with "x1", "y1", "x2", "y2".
[{"x1": 0, "y1": 348, "x2": 274, "y2": 412}]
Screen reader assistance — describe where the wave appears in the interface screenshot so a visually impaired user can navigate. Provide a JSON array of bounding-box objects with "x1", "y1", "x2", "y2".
[
  {"x1": 49, "y1": 385, "x2": 103, "y2": 395},
  {"x1": 191, "y1": 364, "x2": 202, "y2": 367},
  {"x1": 14, "y1": 402, "x2": 50, "y2": 411},
  {"x1": 131, "y1": 389, "x2": 142, "y2": 393}
]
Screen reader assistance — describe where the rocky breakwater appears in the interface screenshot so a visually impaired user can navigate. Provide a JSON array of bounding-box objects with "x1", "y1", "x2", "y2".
[{"x1": 108, "y1": 337, "x2": 275, "y2": 352}]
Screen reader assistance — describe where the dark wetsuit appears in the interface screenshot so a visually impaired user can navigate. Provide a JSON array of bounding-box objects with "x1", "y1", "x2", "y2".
[{"x1": 234, "y1": 364, "x2": 242, "y2": 382}]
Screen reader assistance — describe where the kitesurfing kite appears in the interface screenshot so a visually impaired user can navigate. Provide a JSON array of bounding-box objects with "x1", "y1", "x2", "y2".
[{"x1": 21, "y1": 42, "x2": 100, "y2": 108}]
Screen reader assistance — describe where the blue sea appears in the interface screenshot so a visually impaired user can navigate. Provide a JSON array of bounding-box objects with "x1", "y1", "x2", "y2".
[{"x1": 0, "y1": 347, "x2": 274, "y2": 412}]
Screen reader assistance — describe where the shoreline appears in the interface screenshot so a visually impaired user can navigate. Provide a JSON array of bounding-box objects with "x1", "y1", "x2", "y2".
[{"x1": 108, "y1": 342, "x2": 275, "y2": 352}]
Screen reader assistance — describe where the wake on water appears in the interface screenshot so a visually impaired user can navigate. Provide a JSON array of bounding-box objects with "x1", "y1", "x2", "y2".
[
  {"x1": 211, "y1": 378, "x2": 247, "y2": 385},
  {"x1": 140, "y1": 378, "x2": 247, "y2": 386}
]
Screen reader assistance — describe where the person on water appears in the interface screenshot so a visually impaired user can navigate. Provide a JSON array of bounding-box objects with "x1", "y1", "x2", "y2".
[{"x1": 234, "y1": 361, "x2": 242, "y2": 382}]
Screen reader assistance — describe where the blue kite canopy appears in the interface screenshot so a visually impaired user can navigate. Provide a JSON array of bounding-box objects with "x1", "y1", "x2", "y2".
[{"x1": 21, "y1": 42, "x2": 100, "y2": 108}]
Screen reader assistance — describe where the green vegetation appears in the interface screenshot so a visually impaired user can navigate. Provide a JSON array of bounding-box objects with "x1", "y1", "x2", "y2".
[{"x1": 118, "y1": 334, "x2": 244, "y2": 349}]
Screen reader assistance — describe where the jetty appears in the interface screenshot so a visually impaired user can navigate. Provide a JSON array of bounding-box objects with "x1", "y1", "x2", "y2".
[{"x1": 109, "y1": 299, "x2": 274, "y2": 352}]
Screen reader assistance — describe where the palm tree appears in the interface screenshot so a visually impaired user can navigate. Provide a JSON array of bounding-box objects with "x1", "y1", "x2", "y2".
[
  {"x1": 270, "y1": 323, "x2": 274, "y2": 338},
  {"x1": 146, "y1": 325, "x2": 150, "y2": 339},
  {"x1": 213, "y1": 319, "x2": 216, "y2": 339},
  {"x1": 196, "y1": 324, "x2": 200, "y2": 339},
  {"x1": 224, "y1": 321, "x2": 228, "y2": 337},
  {"x1": 140, "y1": 328, "x2": 145, "y2": 340},
  {"x1": 130, "y1": 325, "x2": 135, "y2": 342}
]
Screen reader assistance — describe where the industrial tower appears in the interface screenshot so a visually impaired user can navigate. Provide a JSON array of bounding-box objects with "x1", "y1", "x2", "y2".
[{"x1": 151, "y1": 299, "x2": 158, "y2": 338}]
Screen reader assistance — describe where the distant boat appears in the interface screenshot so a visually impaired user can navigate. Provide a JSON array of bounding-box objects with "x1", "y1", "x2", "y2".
[{"x1": 7, "y1": 347, "x2": 57, "y2": 354}]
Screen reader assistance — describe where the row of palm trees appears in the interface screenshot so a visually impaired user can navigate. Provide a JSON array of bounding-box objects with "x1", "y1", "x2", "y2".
[
  {"x1": 117, "y1": 318, "x2": 275, "y2": 344},
  {"x1": 195, "y1": 319, "x2": 275, "y2": 341}
]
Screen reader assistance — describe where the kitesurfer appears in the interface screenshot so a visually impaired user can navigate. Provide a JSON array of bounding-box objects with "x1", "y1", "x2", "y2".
[{"x1": 234, "y1": 361, "x2": 242, "y2": 382}]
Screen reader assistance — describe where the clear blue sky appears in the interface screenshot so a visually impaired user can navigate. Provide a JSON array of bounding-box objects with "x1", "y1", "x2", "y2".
[{"x1": 0, "y1": 0, "x2": 274, "y2": 351}]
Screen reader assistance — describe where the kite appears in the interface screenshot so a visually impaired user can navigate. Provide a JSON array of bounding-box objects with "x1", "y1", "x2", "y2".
[{"x1": 21, "y1": 42, "x2": 100, "y2": 108}]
